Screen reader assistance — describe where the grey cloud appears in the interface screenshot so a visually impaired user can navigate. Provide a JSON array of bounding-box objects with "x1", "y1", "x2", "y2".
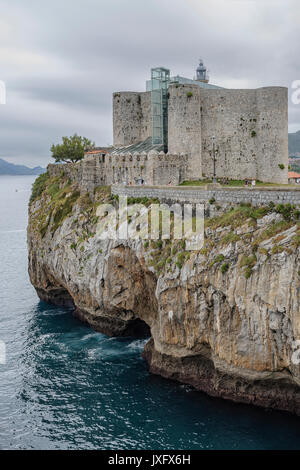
[
  {"x1": 0, "y1": 0, "x2": 299, "y2": 166},
  {"x1": 10, "y1": 77, "x2": 112, "y2": 112}
]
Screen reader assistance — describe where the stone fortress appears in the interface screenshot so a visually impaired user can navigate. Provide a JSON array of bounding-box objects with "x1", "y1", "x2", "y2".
[{"x1": 81, "y1": 60, "x2": 289, "y2": 188}]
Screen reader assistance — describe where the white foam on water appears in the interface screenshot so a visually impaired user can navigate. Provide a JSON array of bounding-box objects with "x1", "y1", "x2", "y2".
[
  {"x1": 126, "y1": 339, "x2": 148, "y2": 351},
  {"x1": 87, "y1": 348, "x2": 99, "y2": 360}
]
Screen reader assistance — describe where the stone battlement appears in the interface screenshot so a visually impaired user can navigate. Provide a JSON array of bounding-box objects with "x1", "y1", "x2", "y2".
[{"x1": 48, "y1": 149, "x2": 190, "y2": 195}]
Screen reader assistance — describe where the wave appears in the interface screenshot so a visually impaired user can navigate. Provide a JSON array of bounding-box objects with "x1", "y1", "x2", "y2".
[
  {"x1": 0, "y1": 229, "x2": 26, "y2": 234},
  {"x1": 126, "y1": 339, "x2": 148, "y2": 351}
]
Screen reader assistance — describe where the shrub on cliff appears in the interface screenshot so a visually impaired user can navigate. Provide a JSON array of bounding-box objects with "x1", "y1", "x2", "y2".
[
  {"x1": 220, "y1": 262, "x2": 229, "y2": 274},
  {"x1": 275, "y1": 203, "x2": 300, "y2": 221},
  {"x1": 51, "y1": 190, "x2": 80, "y2": 234},
  {"x1": 50, "y1": 134, "x2": 94, "y2": 163},
  {"x1": 30, "y1": 172, "x2": 49, "y2": 204}
]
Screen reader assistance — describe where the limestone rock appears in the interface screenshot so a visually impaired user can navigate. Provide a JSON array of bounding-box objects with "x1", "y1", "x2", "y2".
[{"x1": 27, "y1": 178, "x2": 300, "y2": 415}]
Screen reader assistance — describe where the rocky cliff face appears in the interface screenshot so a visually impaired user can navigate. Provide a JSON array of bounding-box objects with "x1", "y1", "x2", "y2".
[{"x1": 28, "y1": 171, "x2": 300, "y2": 414}]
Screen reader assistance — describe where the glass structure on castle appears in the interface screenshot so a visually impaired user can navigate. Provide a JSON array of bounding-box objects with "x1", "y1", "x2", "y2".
[
  {"x1": 150, "y1": 67, "x2": 170, "y2": 150},
  {"x1": 148, "y1": 62, "x2": 222, "y2": 150}
]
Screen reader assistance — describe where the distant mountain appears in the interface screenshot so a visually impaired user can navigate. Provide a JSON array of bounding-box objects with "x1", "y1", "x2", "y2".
[
  {"x1": 289, "y1": 131, "x2": 300, "y2": 156},
  {"x1": 0, "y1": 158, "x2": 45, "y2": 175}
]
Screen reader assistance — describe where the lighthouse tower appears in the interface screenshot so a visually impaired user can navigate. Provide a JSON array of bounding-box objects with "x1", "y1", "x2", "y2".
[{"x1": 195, "y1": 59, "x2": 209, "y2": 83}]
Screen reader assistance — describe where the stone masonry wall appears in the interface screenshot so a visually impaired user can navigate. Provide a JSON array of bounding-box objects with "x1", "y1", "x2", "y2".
[
  {"x1": 200, "y1": 88, "x2": 258, "y2": 180},
  {"x1": 112, "y1": 185, "x2": 300, "y2": 212},
  {"x1": 47, "y1": 152, "x2": 189, "y2": 197},
  {"x1": 112, "y1": 85, "x2": 288, "y2": 184},
  {"x1": 200, "y1": 87, "x2": 288, "y2": 184},
  {"x1": 47, "y1": 163, "x2": 81, "y2": 183},
  {"x1": 140, "y1": 92, "x2": 152, "y2": 141},
  {"x1": 47, "y1": 162, "x2": 300, "y2": 216},
  {"x1": 256, "y1": 87, "x2": 288, "y2": 183},
  {"x1": 113, "y1": 91, "x2": 152, "y2": 147},
  {"x1": 168, "y1": 84, "x2": 202, "y2": 180}
]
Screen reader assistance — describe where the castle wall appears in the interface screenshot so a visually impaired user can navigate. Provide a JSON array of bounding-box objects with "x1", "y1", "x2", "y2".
[
  {"x1": 104, "y1": 152, "x2": 151, "y2": 186},
  {"x1": 113, "y1": 91, "x2": 152, "y2": 147},
  {"x1": 103, "y1": 151, "x2": 188, "y2": 187},
  {"x1": 200, "y1": 87, "x2": 288, "y2": 183},
  {"x1": 200, "y1": 89, "x2": 258, "y2": 180},
  {"x1": 168, "y1": 84, "x2": 202, "y2": 180},
  {"x1": 113, "y1": 92, "x2": 142, "y2": 147},
  {"x1": 256, "y1": 87, "x2": 288, "y2": 184},
  {"x1": 47, "y1": 162, "x2": 81, "y2": 183},
  {"x1": 82, "y1": 82, "x2": 290, "y2": 189},
  {"x1": 47, "y1": 150, "x2": 189, "y2": 197},
  {"x1": 166, "y1": 84, "x2": 288, "y2": 184},
  {"x1": 140, "y1": 92, "x2": 152, "y2": 141}
]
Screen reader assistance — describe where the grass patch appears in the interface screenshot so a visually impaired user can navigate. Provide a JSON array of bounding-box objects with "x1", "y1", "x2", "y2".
[
  {"x1": 255, "y1": 220, "x2": 293, "y2": 244},
  {"x1": 292, "y1": 234, "x2": 300, "y2": 248},
  {"x1": 94, "y1": 185, "x2": 110, "y2": 194},
  {"x1": 30, "y1": 171, "x2": 113, "y2": 240},
  {"x1": 179, "y1": 179, "x2": 212, "y2": 186},
  {"x1": 47, "y1": 182, "x2": 60, "y2": 198},
  {"x1": 275, "y1": 204, "x2": 300, "y2": 221},
  {"x1": 220, "y1": 231, "x2": 241, "y2": 245},
  {"x1": 209, "y1": 254, "x2": 225, "y2": 268},
  {"x1": 240, "y1": 254, "x2": 256, "y2": 279},
  {"x1": 271, "y1": 245, "x2": 284, "y2": 254},
  {"x1": 258, "y1": 247, "x2": 269, "y2": 257},
  {"x1": 176, "y1": 251, "x2": 190, "y2": 269},
  {"x1": 179, "y1": 179, "x2": 276, "y2": 187},
  {"x1": 220, "y1": 262, "x2": 229, "y2": 274},
  {"x1": 127, "y1": 196, "x2": 160, "y2": 207},
  {"x1": 51, "y1": 190, "x2": 80, "y2": 234},
  {"x1": 30, "y1": 172, "x2": 49, "y2": 204},
  {"x1": 207, "y1": 204, "x2": 270, "y2": 230}
]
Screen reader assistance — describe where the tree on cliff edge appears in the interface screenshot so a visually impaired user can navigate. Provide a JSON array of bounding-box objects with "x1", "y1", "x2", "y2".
[{"x1": 51, "y1": 134, "x2": 95, "y2": 163}]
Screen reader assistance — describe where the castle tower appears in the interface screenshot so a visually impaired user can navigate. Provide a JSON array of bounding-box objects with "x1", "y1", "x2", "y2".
[{"x1": 168, "y1": 83, "x2": 202, "y2": 180}]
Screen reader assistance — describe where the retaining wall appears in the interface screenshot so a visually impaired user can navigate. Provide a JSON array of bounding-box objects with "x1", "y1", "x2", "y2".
[{"x1": 112, "y1": 185, "x2": 300, "y2": 209}]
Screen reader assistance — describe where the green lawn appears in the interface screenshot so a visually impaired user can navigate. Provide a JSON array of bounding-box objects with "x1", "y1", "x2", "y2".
[{"x1": 179, "y1": 179, "x2": 297, "y2": 188}]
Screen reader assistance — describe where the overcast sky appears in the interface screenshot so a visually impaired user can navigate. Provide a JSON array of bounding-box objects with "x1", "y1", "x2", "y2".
[{"x1": 0, "y1": 0, "x2": 299, "y2": 167}]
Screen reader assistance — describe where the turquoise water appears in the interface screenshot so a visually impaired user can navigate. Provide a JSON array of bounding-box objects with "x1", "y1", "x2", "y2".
[{"x1": 0, "y1": 175, "x2": 300, "y2": 450}]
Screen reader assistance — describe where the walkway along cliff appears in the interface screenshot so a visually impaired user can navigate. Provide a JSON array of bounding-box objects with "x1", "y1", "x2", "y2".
[{"x1": 28, "y1": 167, "x2": 300, "y2": 415}]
